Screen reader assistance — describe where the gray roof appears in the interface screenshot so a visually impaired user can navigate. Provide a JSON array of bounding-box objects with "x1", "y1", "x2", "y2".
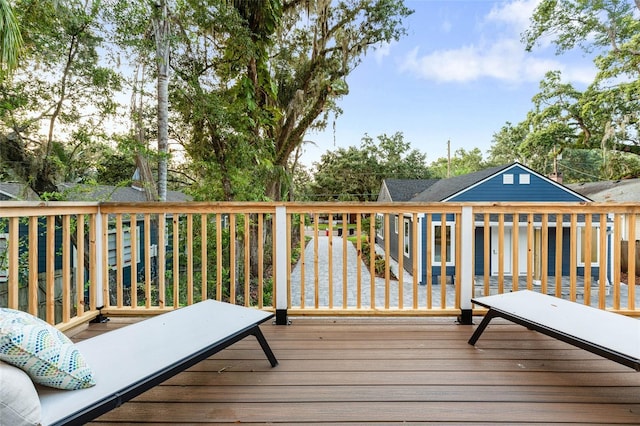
[
  {"x1": 567, "y1": 178, "x2": 640, "y2": 202},
  {"x1": 0, "y1": 183, "x2": 40, "y2": 201},
  {"x1": 0, "y1": 182, "x2": 191, "y2": 202},
  {"x1": 380, "y1": 179, "x2": 439, "y2": 202},
  {"x1": 411, "y1": 164, "x2": 511, "y2": 202},
  {"x1": 56, "y1": 183, "x2": 191, "y2": 202}
]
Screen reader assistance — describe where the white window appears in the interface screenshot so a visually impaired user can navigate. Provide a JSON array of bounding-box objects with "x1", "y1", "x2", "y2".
[
  {"x1": 0, "y1": 234, "x2": 8, "y2": 282},
  {"x1": 394, "y1": 216, "x2": 399, "y2": 234},
  {"x1": 376, "y1": 214, "x2": 384, "y2": 238},
  {"x1": 433, "y1": 223, "x2": 455, "y2": 266},
  {"x1": 403, "y1": 218, "x2": 410, "y2": 256},
  {"x1": 503, "y1": 174, "x2": 514, "y2": 184},
  {"x1": 519, "y1": 174, "x2": 530, "y2": 184},
  {"x1": 578, "y1": 226, "x2": 600, "y2": 267},
  {"x1": 108, "y1": 226, "x2": 141, "y2": 269}
]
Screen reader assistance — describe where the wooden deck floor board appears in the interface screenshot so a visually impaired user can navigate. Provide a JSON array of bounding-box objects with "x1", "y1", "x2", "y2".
[{"x1": 80, "y1": 315, "x2": 640, "y2": 425}]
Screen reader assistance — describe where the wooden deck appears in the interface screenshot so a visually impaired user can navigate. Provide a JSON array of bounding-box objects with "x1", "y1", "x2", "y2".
[{"x1": 75, "y1": 315, "x2": 640, "y2": 425}]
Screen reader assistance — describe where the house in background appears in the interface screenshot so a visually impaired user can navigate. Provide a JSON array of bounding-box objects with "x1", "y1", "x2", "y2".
[
  {"x1": 56, "y1": 182, "x2": 191, "y2": 291},
  {"x1": 0, "y1": 180, "x2": 191, "y2": 311},
  {"x1": 568, "y1": 178, "x2": 640, "y2": 278},
  {"x1": 376, "y1": 162, "x2": 605, "y2": 285},
  {"x1": 377, "y1": 179, "x2": 439, "y2": 202},
  {"x1": 0, "y1": 183, "x2": 40, "y2": 201},
  {"x1": 568, "y1": 178, "x2": 640, "y2": 241}
]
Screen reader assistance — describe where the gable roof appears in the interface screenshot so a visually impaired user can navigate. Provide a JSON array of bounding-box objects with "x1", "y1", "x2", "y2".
[
  {"x1": 0, "y1": 183, "x2": 40, "y2": 201},
  {"x1": 407, "y1": 162, "x2": 591, "y2": 203},
  {"x1": 379, "y1": 179, "x2": 438, "y2": 202},
  {"x1": 411, "y1": 165, "x2": 510, "y2": 202},
  {"x1": 567, "y1": 178, "x2": 640, "y2": 202},
  {"x1": 56, "y1": 183, "x2": 191, "y2": 202}
]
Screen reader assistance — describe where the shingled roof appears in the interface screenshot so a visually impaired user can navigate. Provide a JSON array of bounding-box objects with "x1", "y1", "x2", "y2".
[
  {"x1": 567, "y1": 178, "x2": 640, "y2": 202},
  {"x1": 410, "y1": 164, "x2": 511, "y2": 202},
  {"x1": 0, "y1": 183, "x2": 40, "y2": 201},
  {"x1": 56, "y1": 183, "x2": 191, "y2": 202},
  {"x1": 378, "y1": 179, "x2": 439, "y2": 202}
]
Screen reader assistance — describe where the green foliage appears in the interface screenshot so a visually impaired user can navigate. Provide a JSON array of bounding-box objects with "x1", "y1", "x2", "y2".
[
  {"x1": 429, "y1": 148, "x2": 487, "y2": 178},
  {"x1": 0, "y1": 0, "x2": 23, "y2": 76},
  {"x1": 311, "y1": 131, "x2": 429, "y2": 201},
  {"x1": 488, "y1": 0, "x2": 640, "y2": 180},
  {"x1": 1, "y1": 0, "x2": 123, "y2": 196},
  {"x1": 519, "y1": 1, "x2": 640, "y2": 164}
]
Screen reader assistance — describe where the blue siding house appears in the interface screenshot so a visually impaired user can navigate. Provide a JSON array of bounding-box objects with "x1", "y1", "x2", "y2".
[
  {"x1": 0, "y1": 182, "x2": 190, "y2": 293},
  {"x1": 376, "y1": 163, "x2": 606, "y2": 285}
]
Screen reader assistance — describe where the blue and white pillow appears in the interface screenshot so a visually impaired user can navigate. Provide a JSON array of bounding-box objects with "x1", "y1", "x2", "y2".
[{"x1": 0, "y1": 308, "x2": 95, "y2": 390}]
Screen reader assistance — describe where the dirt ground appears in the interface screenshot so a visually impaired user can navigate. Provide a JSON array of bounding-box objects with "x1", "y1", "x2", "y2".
[{"x1": 620, "y1": 271, "x2": 640, "y2": 284}]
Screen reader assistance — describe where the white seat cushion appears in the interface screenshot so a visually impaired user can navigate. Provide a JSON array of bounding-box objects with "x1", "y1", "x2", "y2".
[{"x1": 0, "y1": 360, "x2": 41, "y2": 425}]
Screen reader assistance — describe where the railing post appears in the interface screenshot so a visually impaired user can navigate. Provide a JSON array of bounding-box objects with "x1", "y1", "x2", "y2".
[
  {"x1": 458, "y1": 206, "x2": 474, "y2": 324},
  {"x1": 91, "y1": 207, "x2": 108, "y2": 323},
  {"x1": 274, "y1": 205, "x2": 288, "y2": 324}
]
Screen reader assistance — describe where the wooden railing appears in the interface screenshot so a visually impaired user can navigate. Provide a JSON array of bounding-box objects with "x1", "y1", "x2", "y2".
[{"x1": 1, "y1": 201, "x2": 639, "y2": 330}]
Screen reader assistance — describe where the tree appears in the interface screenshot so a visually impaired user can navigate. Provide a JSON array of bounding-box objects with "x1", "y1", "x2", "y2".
[
  {"x1": 0, "y1": 0, "x2": 22, "y2": 76},
  {"x1": 362, "y1": 132, "x2": 430, "y2": 180},
  {"x1": 267, "y1": 0, "x2": 413, "y2": 200},
  {"x1": 311, "y1": 132, "x2": 430, "y2": 201},
  {"x1": 523, "y1": 0, "x2": 640, "y2": 157},
  {"x1": 0, "y1": 0, "x2": 122, "y2": 196},
  {"x1": 152, "y1": 0, "x2": 169, "y2": 201},
  {"x1": 429, "y1": 148, "x2": 487, "y2": 179},
  {"x1": 487, "y1": 122, "x2": 530, "y2": 166},
  {"x1": 173, "y1": 0, "x2": 413, "y2": 201},
  {"x1": 487, "y1": 75, "x2": 640, "y2": 181}
]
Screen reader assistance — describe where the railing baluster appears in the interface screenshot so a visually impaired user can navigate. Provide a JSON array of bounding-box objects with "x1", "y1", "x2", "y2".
[
  {"x1": 7, "y1": 217, "x2": 18, "y2": 310},
  {"x1": 173, "y1": 214, "x2": 180, "y2": 307},
  {"x1": 28, "y1": 216, "x2": 38, "y2": 315},
  {"x1": 199, "y1": 213, "x2": 206, "y2": 302},
  {"x1": 369, "y1": 212, "x2": 376, "y2": 310},
  {"x1": 130, "y1": 214, "x2": 138, "y2": 308},
  {"x1": 215, "y1": 213, "x2": 222, "y2": 302},
  {"x1": 187, "y1": 213, "x2": 194, "y2": 305},
  {"x1": 258, "y1": 213, "x2": 264, "y2": 309},
  {"x1": 342, "y1": 213, "x2": 347, "y2": 309},
  {"x1": 62, "y1": 215, "x2": 71, "y2": 322},
  {"x1": 627, "y1": 213, "x2": 636, "y2": 311},
  {"x1": 46, "y1": 215, "x2": 55, "y2": 322}
]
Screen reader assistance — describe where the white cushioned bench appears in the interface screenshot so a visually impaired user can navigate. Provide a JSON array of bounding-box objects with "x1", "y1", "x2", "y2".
[
  {"x1": 468, "y1": 290, "x2": 640, "y2": 371},
  {"x1": 37, "y1": 299, "x2": 277, "y2": 426}
]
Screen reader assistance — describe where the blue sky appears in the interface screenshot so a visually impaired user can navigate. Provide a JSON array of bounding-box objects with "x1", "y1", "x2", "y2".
[{"x1": 300, "y1": 0, "x2": 598, "y2": 168}]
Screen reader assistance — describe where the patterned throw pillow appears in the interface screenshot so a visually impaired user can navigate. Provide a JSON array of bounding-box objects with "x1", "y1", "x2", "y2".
[{"x1": 0, "y1": 308, "x2": 95, "y2": 390}]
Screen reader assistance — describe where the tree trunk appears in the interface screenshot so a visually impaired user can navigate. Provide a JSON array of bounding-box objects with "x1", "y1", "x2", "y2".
[{"x1": 153, "y1": 0, "x2": 169, "y2": 202}]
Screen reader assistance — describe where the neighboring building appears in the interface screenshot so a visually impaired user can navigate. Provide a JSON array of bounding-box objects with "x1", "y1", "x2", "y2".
[
  {"x1": 0, "y1": 183, "x2": 40, "y2": 201},
  {"x1": 376, "y1": 162, "x2": 603, "y2": 284},
  {"x1": 377, "y1": 179, "x2": 439, "y2": 202},
  {"x1": 0, "y1": 181, "x2": 191, "y2": 292},
  {"x1": 56, "y1": 183, "x2": 190, "y2": 202},
  {"x1": 568, "y1": 178, "x2": 640, "y2": 242}
]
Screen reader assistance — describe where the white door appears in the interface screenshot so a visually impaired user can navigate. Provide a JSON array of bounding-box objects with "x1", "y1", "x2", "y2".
[{"x1": 491, "y1": 226, "x2": 528, "y2": 276}]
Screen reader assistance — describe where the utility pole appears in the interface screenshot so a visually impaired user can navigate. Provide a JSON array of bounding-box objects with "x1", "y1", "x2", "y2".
[{"x1": 447, "y1": 139, "x2": 451, "y2": 178}]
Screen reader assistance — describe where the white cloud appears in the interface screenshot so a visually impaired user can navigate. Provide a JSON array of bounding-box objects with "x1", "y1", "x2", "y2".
[
  {"x1": 400, "y1": 40, "x2": 563, "y2": 84},
  {"x1": 373, "y1": 41, "x2": 393, "y2": 65},
  {"x1": 399, "y1": 0, "x2": 594, "y2": 85},
  {"x1": 485, "y1": 0, "x2": 541, "y2": 29}
]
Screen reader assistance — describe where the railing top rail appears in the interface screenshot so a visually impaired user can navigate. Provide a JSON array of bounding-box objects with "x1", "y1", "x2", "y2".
[
  {"x1": 98, "y1": 202, "x2": 278, "y2": 214},
  {"x1": 0, "y1": 201, "x2": 638, "y2": 218},
  {"x1": 0, "y1": 201, "x2": 100, "y2": 217}
]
